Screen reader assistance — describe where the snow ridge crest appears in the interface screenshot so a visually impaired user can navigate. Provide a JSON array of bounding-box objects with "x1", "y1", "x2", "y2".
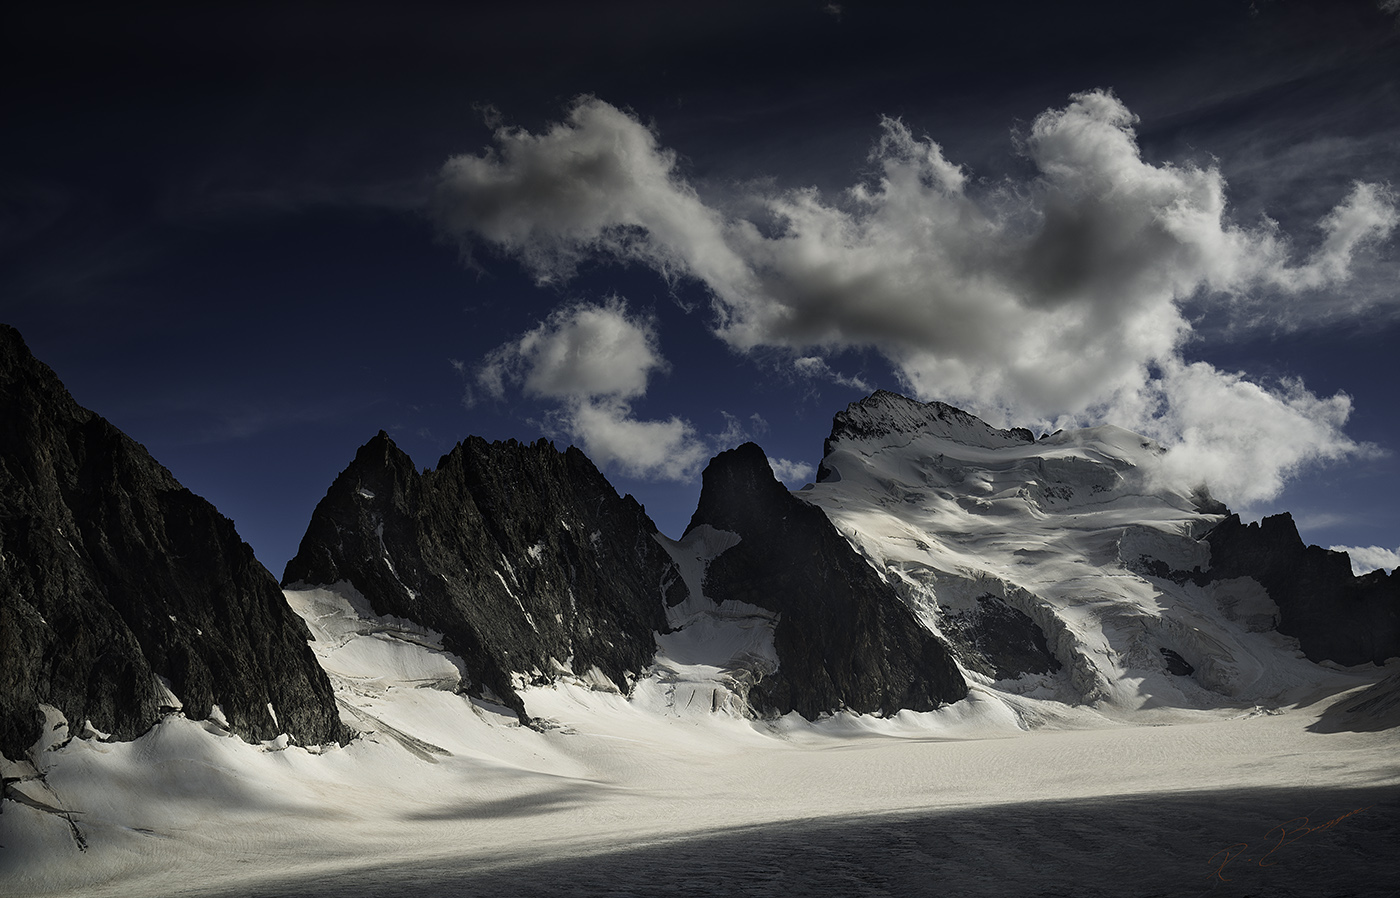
[{"x1": 824, "y1": 390, "x2": 1035, "y2": 457}]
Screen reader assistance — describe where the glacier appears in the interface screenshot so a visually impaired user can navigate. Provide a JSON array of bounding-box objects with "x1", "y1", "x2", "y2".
[{"x1": 3, "y1": 390, "x2": 1398, "y2": 897}]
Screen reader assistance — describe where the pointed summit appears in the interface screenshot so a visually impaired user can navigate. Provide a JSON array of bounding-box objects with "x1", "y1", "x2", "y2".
[
  {"x1": 824, "y1": 391, "x2": 1034, "y2": 461},
  {"x1": 283, "y1": 433, "x2": 679, "y2": 721},
  {"x1": 0, "y1": 325, "x2": 345, "y2": 758},
  {"x1": 687, "y1": 441, "x2": 967, "y2": 719}
]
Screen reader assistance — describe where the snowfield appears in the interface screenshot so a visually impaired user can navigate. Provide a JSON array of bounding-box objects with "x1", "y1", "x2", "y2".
[
  {"x1": 3, "y1": 580, "x2": 1397, "y2": 897},
  {"x1": 5, "y1": 401, "x2": 1400, "y2": 896}
]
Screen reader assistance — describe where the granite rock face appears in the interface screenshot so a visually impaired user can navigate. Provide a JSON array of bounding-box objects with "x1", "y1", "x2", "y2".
[
  {"x1": 1201, "y1": 513, "x2": 1399, "y2": 666},
  {"x1": 282, "y1": 433, "x2": 678, "y2": 720},
  {"x1": 938, "y1": 594, "x2": 1062, "y2": 681},
  {"x1": 0, "y1": 325, "x2": 345, "y2": 760},
  {"x1": 686, "y1": 442, "x2": 968, "y2": 719}
]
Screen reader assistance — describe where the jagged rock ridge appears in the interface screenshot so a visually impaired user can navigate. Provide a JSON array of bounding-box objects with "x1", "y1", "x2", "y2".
[
  {"x1": 282, "y1": 433, "x2": 679, "y2": 720},
  {"x1": 686, "y1": 442, "x2": 968, "y2": 718},
  {"x1": 1199, "y1": 513, "x2": 1399, "y2": 667},
  {"x1": 0, "y1": 325, "x2": 345, "y2": 760}
]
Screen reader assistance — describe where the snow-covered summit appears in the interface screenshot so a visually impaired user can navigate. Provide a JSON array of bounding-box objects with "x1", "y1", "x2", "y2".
[
  {"x1": 801, "y1": 390, "x2": 1350, "y2": 718},
  {"x1": 822, "y1": 390, "x2": 1035, "y2": 463}
]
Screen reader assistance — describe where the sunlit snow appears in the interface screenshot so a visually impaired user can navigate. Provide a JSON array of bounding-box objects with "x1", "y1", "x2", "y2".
[{"x1": 4, "y1": 413, "x2": 1398, "y2": 896}]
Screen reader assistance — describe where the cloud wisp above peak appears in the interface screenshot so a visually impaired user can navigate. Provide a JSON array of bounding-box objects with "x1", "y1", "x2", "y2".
[
  {"x1": 1328, "y1": 542, "x2": 1400, "y2": 576},
  {"x1": 472, "y1": 298, "x2": 708, "y2": 482},
  {"x1": 435, "y1": 91, "x2": 1397, "y2": 506},
  {"x1": 476, "y1": 297, "x2": 666, "y2": 404},
  {"x1": 466, "y1": 299, "x2": 819, "y2": 488}
]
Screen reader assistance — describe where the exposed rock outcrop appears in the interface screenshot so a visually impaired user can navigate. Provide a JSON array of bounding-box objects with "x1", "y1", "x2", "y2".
[
  {"x1": 282, "y1": 433, "x2": 678, "y2": 720},
  {"x1": 1201, "y1": 513, "x2": 1400, "y2": 666},
  {"x1": 0, "y1": 325, "x2": 345, "y2": 760},
  {"x1": 686, "y1": 442, "x2": 968, "y2": 719},
  {"x1": 939, "y1": 594, "x2": 1063, "y2": 681}
]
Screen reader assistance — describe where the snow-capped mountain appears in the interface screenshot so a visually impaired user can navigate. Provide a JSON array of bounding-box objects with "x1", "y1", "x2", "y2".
[
  {"x1": 800, "y1": 389, "x2": 1398, "y2": 716},
  {"x1": 271, "y1": 387, "x2": 1398, "y2": 739},
  {"x1": 4, "y1": 328, "x2": 1398, "y2": 898}
]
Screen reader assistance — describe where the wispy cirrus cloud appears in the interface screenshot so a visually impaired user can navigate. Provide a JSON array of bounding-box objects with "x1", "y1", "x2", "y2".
[
  {"x1": 435, "y1": 92, "x2": 1397, "y2": 506},
  {"x1": 793, "y1": 355, "x2": 871, "y2": 391}
]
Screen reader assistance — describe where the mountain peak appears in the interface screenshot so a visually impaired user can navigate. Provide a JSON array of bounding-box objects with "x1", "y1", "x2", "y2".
[
  {"x1": 823, "y1": 391, "x2": 1034, "y2": 461},
  {"x1": 1, "y1": 324, "x2": 346, "y2": 757},
  {"x1": 683, "y1": 442, "x2": 787, "y2": 537},
  {"x1": 685, "y1": 440, "x2": 968, "y2": 718},
  {"x1": 282, "y1": 430, "x2": 675, "y2": 721}
]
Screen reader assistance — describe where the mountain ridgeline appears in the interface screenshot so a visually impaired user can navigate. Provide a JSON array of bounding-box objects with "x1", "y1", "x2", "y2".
[
  {"x1": 3, "y1": 318, "x2": 1398, "y2": 760},
  {"x1": 0, "y1": 325, "x2": 345, "y2": 760},
  {"x1": 1199, "y1": 513, "x2": 1399, "y2": 667},
  {"x1": 281, "y1": 433, "x2": 679, "y2": 720},
  {"x1": 281, "y1": 433, "x2": 972, "y2": 722},
  {"x1": 686, "y1": 442, "x2": 968, "y2": 717}
]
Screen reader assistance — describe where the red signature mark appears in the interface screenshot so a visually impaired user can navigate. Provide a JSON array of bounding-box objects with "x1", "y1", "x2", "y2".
[{"x1": 1206, "y1": 805, "x2": 1372, "y2": 882}]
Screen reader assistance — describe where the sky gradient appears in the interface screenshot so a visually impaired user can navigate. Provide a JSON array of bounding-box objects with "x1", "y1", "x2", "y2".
[{"x1": 4, "y1": 1, "x2": 1399, "y2": 574}]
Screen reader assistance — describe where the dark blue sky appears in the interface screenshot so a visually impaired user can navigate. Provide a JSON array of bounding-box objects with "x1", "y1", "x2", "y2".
[{"x1": 4, "y1": 1, "x2": 1398, "y2": 573}]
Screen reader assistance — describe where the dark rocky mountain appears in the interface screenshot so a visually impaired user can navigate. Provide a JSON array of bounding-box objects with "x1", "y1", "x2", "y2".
[
  {"x1": 1200, "y1": 513, "x2": 1400, "y2": 667},
  {"x1": 282, "y1": 433, "x2": 679, "y2": 721},
  {"x1": 0, "y1": 325, "x2": 345, "y2": 761},
  {"x1": 9, "y1": 323, "x2": 1389, "y2": 763},
  {"x1": 686, "y1": 442, "x2": 968, "y2": 718}
]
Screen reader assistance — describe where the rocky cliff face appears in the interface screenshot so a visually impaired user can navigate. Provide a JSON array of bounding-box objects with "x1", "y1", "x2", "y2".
[
  {"x1": 686, "y1": 442, "x2": 968, "y2": 718},
  {"x1": 282, "y1": 433, "x2": 679, "y2": 720},
  {"x1": 0, "y1": 325, "x2": 345, "y2": 760},
  {"x1": 1201, "y1": 513, "x2": 1399, "y2": 666}
]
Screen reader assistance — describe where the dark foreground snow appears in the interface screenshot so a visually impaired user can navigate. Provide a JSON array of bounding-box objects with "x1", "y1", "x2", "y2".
[{"x1": 195, "y1": 785, "x2": 1400, "y2": 898}]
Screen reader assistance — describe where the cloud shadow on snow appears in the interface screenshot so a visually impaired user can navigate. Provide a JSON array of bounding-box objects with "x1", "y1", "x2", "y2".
[
  {"x1": 224, "y1": 783, "x2": 1399, "y2": 897},
  {"x1": 400, "y1": 782, "x2": 614, "y2": 822}
]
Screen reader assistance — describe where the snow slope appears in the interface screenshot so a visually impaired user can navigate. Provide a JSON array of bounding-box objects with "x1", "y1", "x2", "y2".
[
  {"x1": 2, "y1": 570, "x2": 1397, "y2": 896},
  {"x1": 636, "y1": 525, "x2": 779, "y2": 719},
  {"x1": 802, "y1": 392, "x2": 1340, "y2": 719},
  {"x1": 4, "y1": 394, "x2": 1399, "y2": 896}
]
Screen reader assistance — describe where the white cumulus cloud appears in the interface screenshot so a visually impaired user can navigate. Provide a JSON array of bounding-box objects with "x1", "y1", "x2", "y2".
[
  {"x1": 434, "y1": 96, "x2": 749, "y2": 294},
  {"x1": 436, "y1": 92, "x2": 1397, "y2": 507},
  {"x1": 1328, "y1": 543, "x2": 1400, "y2": 576},
  {"x1": 478, "y1": 297, "x2": 665, "y2": 402},
  {"x1": 474, "y1": 298, "x2": 707, "y2": 481},
  {"x1": 1135, "y1": 361, "x2": 1379, "y2": 506},
  {"x1": 568, "y1": 398, "x2": 709, "y2": 482},
  {"x1": 767, "y1": 456, "x2": 815, "y2": 485}
]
